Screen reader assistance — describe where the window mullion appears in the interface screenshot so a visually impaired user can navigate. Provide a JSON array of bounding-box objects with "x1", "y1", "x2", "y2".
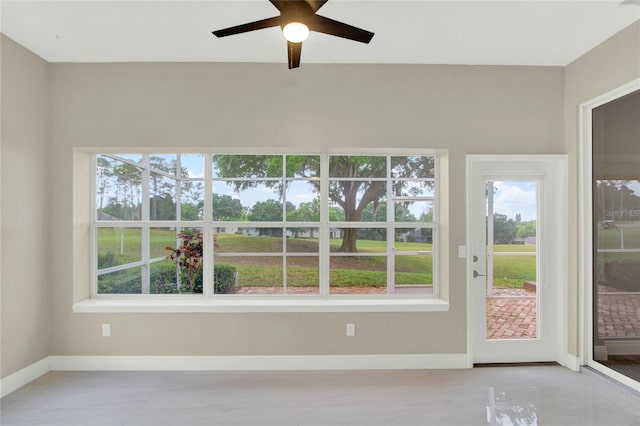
[
  {"x1": 91, "y1": 155, "x2": 98, "y2": 297},
  {"x1": 320, "y1": 154, "x2": 329, "y2": 297},
  {"x1": 387, "y1": 156, "x2": 395, "y2": 294},
  {"x1": 176, "y1": 155, "x2": 182, "y2": 220},
  {"x1": 141, "y1": 155, "x2": 151, "y2": 294},
  {"x1": 282, "y1": 155, "x2": 287, "y2": 293},
  {"x1": 203, "y1": 154, "x2": 213, "y2": 296}
]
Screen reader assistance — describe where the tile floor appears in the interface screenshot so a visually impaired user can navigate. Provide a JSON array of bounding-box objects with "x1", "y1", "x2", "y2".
[{"x1": 1, "y1": 365, "x2": 638, "y2": 426}]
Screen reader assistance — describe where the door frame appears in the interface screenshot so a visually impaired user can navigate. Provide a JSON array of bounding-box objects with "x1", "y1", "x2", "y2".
[
  {"x1": 466, "y1": 155, "x2": 569, "y2": 366},
  {"x1": 578, "y1": 78, "x2": 640, "y2": 392}
]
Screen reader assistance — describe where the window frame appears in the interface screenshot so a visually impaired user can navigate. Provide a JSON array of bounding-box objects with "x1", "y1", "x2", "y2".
[{"x1": 79, "y1": 149, "x2": 450, "y2": 313}]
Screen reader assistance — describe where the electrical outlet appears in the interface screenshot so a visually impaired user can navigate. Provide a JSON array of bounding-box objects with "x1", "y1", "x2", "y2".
[
  {"x1": 346, "y1": 323, "x2": 356, "y2": 337},
  {"x1": 102, "y1": 323, "x2": 111, "y2": 337}
]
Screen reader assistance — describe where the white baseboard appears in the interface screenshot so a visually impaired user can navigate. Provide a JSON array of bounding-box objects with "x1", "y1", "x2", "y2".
[
  {"x1": 49, "y1": 353, "x2": 470, "y2": 371},
  {"x1": 1, "y1": 353, "x2": 468, "y2": 397},
  {"x1": 559, "y1": 353, "x2": 581, "y2": 372},
  {"x1": 0, "y1": 357, "x2": 50, "y2": 398}
]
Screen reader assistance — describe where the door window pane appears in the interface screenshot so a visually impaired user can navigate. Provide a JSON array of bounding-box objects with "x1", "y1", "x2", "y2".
[{"x1": 486, "y1": 181, "x2": 538, "y2": 340}]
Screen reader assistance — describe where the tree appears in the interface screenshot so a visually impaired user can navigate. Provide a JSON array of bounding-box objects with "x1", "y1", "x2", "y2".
[
  {"x1": 213, "y1": 155, "x2": 434, "y2": 252},
  {"x1": 248, "y1": 200, "x2": 290, "y2": 236},
  {"x1": 516, "y1": 221, "x2": 536, "y2": 238},
  {"x1": 212, "y1": 194, "x2": 244, "y2": 221},
  {"x1": 96, "y1": 156, "x2": 114, "y2": 213},
  {"x1": 149, "y1": 156, "x2": 174, "y2": 220},
  {"x1": 493, "y1": 213, "x2": 517, "y2": 244},
  {"x1": 110, "y1": 162, "x2": 142, "y2": 220},
  {"x1": 287, "y1": 199, "x2": 320, "y2": 222}
]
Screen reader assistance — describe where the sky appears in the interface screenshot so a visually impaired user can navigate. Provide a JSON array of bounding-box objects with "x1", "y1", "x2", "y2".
[{"x1": 492, "y1": 181, "x2": 537, "y2": 222}]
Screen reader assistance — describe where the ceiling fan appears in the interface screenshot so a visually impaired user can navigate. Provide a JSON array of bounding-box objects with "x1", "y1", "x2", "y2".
[{"x1": 212, "y1": 0, "x2": 375, "y2": 69}]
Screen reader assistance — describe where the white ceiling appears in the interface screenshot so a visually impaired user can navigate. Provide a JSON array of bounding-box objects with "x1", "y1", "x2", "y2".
[{"x1": 1, "y1": 0, "x2": 639, "y2": 66}]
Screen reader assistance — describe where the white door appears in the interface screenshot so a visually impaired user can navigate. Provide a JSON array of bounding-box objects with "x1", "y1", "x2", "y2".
[{"x1": 467, "y1": 155, "x2": 567, "y2": 364}]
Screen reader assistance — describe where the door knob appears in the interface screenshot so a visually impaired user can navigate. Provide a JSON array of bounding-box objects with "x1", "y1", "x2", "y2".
[{"x1": 473, "y1": 270, "x2": 487, "y2": 278}]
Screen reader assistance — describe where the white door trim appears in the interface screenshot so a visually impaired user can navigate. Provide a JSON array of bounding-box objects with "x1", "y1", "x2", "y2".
[
  {"x1": 578, "y1": 78, "x2": 640, "y2": 392},
  {"x1": 466, "y1": 155, "x2": 568, "y2": 366}
]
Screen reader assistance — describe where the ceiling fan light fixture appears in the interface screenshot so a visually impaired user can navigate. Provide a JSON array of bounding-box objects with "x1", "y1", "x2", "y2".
[{"x1": 282, "y1": 22, "x2": 309, "y2": 43}]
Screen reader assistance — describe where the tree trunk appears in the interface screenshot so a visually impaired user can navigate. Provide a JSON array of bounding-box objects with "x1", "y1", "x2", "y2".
[{"x1": 339, "y1": 228, "x2": 358, "y2": 253}]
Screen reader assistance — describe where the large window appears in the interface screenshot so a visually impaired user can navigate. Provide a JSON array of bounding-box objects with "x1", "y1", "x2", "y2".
[{"x1": 93, "y1": 153, "x2": 439, "y2": 297}]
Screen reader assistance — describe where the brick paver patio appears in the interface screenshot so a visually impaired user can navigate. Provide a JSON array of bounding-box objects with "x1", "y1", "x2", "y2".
[
  {"x1": 486, "y1": 286, "x2": 640, "y2": 340},
  {"x1": 486, "y1": 288, "x2": 537, "y2": 339}
]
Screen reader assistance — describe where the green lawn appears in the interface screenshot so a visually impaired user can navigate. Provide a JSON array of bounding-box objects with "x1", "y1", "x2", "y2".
[
  {"x1": 97, "y1": 232, "x2": 536, "y2": 290},
  {"x1": 490, "y1": 245, "x2": 536, "y2": 288}
]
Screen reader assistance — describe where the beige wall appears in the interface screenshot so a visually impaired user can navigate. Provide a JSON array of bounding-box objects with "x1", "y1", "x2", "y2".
[
  {"x1": 564, "y1": 21, "x2": 640, "y2": 356},
  {"x1": 49, "y1": 63, "x2": 565, "y2": 356},
  {"x1": 1, "y1": 35, "x2": 52, "y2": 377},
  {"x1": 3, "y1": 19, "x2": 637, "y2": 371}
]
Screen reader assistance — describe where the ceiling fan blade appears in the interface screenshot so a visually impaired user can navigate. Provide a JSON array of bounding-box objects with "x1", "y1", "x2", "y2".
[
  {"x1": 309, "y1": 15, "x2": 374, "y2": 43},
  {"x1": 213, "y1": 16, "x2": 281, "y2": 38},
  {"x1": 304, "y1": 0, "x2": 329, "y2": 12},
  {"x1": 271, "y1": 0, "x2": 326, "y2": 13},
  {"x1": 288, "y1": 41, "x2": 302, "y2": 69},
  {"x1": 268, "y1": 1, "x2": 288, "y2": 12}
]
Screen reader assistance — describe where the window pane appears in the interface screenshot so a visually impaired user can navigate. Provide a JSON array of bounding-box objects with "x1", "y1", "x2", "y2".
[
  {"x1": 180, "y1": 154, "x2": 204, "y2": 179},
  {"x1": 213, "y1": 181, "x2": 282, "y2": 222},
  {"x1": 330, "y1": 228, "x2": 386, "y2": 253},
  {"x1": 329, "y1": 256, "x2": 386, "y2": 294},
  {"x1": 149, "y1": 173, "x2": 177, "y2": 220},
  {"x1": 594, "y1": 183, "x2": 640, "y2": 301},
  {"x1": 96, "y1": 156, "x2": 142, "y2": 221},
  {"x1": 286, "y1": 229, "x2": 319, "y2": 252},
  {"x1": 166, "y1": 228, "x2": 204, "y2": 293},
  {"x1": 211, "y1": 191, "x2": 244, "y2": 221},
  {"x1": 287, "y1": 256, "x2": 319, "y2": 294},
  {"x1": 215, "y1": 229, "x2": 283, "y2": 253},
  {"x1": 395, "y1": 227, "x2": 433, "y2": 289},
  {"x1": 395, "y1": 201, "x2": 433, "y2": 222},
  {"x1": 395, "y1": 227, "x2": 433, "y2": 247},
  {"x1": 213, "y1": 155, "x2": 282, "y2": 178},
  {"x1": 395, "y1": 254, "x2": 433, "y2": 286},
  {"x1": 328, "y1": 181, "x2": 386, "y2": 222},
  {"x1": 150, "y1": 259, "x2": 178, "y2": 294},
  {"x1": 97, "y1": 228, "x2": 141, "y2": 266},
  {"x1": 285, "y1": 181, "x2": 320, "y2": 221},
  {"x1": 286, "y1": 155, "x2": 320, "y2": 178},
  {"x1": 328, "y1": 156, "x2": 387, "y2": 178},
  {"x1": 150, "y1": 155, "x2": 177, "y2": 175},
  {"x1": 98, "y1": 267, "x2": 142, "y2": 294},
  {"x1": 150, "y1": 227, "x2": 178, "y2": 259},
  {"x1": 181, "y1": 180, "x2": 204, "y2": 220},
  {"x1": 391, "y1": 156, "x2": 435, "y2": 179},
  {"x1": 215, "y1": 256, "x2": 283, "y2": 294}
]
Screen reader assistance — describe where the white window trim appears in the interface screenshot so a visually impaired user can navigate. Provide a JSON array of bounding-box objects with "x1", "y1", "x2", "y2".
[{"x1": 74, "y1": 148, "x2": 450, "y2": 313}]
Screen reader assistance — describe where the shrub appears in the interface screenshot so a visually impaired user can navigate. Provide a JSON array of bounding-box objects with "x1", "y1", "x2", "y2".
[
  {"x1": 165, "y1": 230, "x2": 235, "y2": 294},
  {"x1": 97, "y1": 270, "x2": 140, "y2": 294},
  {"x1": 98, "y1": 251, "x2": 119, "y2": 269},
  {"x1": 214, "y1": 264, "x2": 236, "y2": 294}
]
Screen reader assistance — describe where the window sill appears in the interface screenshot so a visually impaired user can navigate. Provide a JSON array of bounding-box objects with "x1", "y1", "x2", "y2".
[{"x1": 73, "y1": 297, "x2": 450, "y2": 313}]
